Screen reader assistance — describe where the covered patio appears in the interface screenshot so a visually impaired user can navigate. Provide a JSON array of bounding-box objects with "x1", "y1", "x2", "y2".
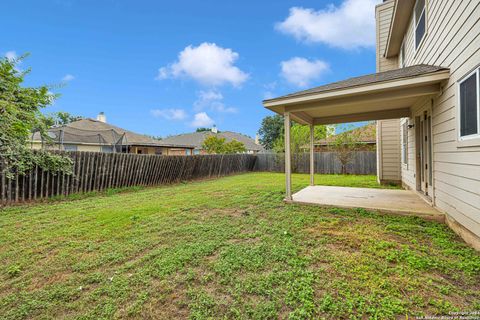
[
  {"x1": 291, "y1": 185, "x2": 443, "y2": 221},
  {"x1": 263, "y1": 65, "x2": 450, "y2": 218}
]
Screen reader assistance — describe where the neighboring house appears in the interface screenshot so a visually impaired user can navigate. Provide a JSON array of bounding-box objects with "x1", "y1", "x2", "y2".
[
  {"x1": 161, "y1": 127, "x2": 264, "y2": 154},
  {"x1": 31, "y1": 113, "x2": 195, "y2": 155},
  {"x1": 314, "y1": 123, "x2": 376, "y2": 152},
  {"x1": 263, "y1": 0, "x2": 480, "y2": 248}
]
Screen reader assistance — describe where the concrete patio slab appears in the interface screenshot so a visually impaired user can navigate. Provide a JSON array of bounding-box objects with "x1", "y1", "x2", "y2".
[{"x1": 289, "y1": 186, "x2": 444, "y2": 222}]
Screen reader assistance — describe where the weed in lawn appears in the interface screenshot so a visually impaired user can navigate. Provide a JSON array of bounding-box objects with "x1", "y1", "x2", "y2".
[{"x1": 6, "y1": 265, "x2": 21, "y2": 278}]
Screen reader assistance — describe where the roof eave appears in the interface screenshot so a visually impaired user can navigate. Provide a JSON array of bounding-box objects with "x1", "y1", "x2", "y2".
[{"x1": 384, "y1": 0, "x2": 416, "y2": 58}]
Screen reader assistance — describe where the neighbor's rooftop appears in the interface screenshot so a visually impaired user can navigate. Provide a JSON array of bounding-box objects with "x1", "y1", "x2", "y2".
[
  {"x1": 162, "y1": 130, "x2": 264, "y2": 151},
  {"x1": 32, "y1": 118, "x2": 195, "y2": 148}
]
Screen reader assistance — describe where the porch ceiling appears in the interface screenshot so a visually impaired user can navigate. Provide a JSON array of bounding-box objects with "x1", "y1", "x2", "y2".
[{"x1": 263, "y1": 65, "x2": 450, "y2": 125}]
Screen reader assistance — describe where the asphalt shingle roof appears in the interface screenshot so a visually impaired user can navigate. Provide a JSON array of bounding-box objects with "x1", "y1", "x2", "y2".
[
  {"x1": 264, "y1": 65, "x2": 448, "y2": 102},
  {"x1": 316, "y1": 123, "x2": 377, "y2": 145},
  {"x1": 161, "y1": 131, "x2": 263, "y2": 152},
  {"x1": 32, "y1": 119, "x2": 194, "y2": 148}
]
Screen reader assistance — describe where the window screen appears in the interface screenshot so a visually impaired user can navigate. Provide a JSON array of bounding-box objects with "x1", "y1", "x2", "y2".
[
  {"x1": 101, "y1": 145, "x2": 114, "y2": 153},
  {"x1": 64, "y1": 144, "x2": 78, "y2": 152},
  {"x1": 401, "y1": 44, "x2": 405, "y2": 67},
  {"x1": 459, "y1": 72, "x2": 478, "y2": 137},
  {"x1": 414, "y1": 0, "x2": 425, "y2": 24},
  {"x1": 415, "y1": 0, "x2": 426, "y2": 49}
]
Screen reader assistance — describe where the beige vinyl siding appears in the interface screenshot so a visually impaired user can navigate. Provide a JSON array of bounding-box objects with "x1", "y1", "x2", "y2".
[
  {"x1": 376, "y1": 1, "x2": 401, "y2": 184},
  {"x1": 75, "y1": 145, "x2": 102, "y2": 152},
  {"x1": 376, "y1": 1, "x2": 398, "y2": 72},
  {"x1": 377, "y1": 119, "x2": 401, "y2": 183},
  {"x1": 399, "y1": 0, "x2": 480, "y2": 237},
  {"x1": 30, "y1": 142, "x2": 101, "y2": 152}
]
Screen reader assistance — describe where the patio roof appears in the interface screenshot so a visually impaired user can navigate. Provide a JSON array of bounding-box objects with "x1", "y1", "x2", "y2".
[{"x1": 263, "y1": 65, "x2": 450, "y2": 125}]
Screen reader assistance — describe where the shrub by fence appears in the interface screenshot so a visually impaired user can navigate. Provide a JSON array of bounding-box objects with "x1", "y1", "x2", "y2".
[
  {"x1": 254, "y1": 151, "x2": 376, "y2": 175},
  {"x1": 0, "y1": 152, "x2": 256, "y2": 205}
]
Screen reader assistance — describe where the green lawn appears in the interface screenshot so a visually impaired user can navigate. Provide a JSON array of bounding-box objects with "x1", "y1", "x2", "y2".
[{"x1": 0, "y1": 173, "x2": 479, "y2": 319}]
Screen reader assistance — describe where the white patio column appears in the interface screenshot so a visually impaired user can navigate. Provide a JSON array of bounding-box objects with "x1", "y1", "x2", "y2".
[
  {"x1": 309, "y1": 124, "x2": 314, "y2": 186},
  {"x1": 284, "y1": 112, "x2": 292, "y2": 200}
]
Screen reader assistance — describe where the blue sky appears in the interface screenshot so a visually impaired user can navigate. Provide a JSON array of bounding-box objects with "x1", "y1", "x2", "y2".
[{"x1": 2, "y1": 0, "x2": 380, "y2": 138}]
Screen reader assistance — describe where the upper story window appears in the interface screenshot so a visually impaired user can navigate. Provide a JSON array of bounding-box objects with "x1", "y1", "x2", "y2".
[
  {"x1": 414, "y1": 0, "x2": 426, "y2": 50},
  {"x1": 458, "y1": 68, "x2": 479, "y2": 139},
  {"x1": 399, "y1": 42, "x2": 405, "y2": 68}
]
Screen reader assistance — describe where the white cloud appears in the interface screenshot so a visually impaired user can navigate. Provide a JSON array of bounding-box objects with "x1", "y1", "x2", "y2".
[
  {"x1": 157, "y1": 42, "x2": 249, "y2": 87},
  {"x1": 276, "y1": 0, "x2": 381, "y2": 49},
  {"x1": 263, "y1": 91, "x2": 275, "y2": 100},
  {"x1": 5, "y1": 51, "x2": 17, "y2": 61},
  {"x1": 281, "y1": 57, "x2": 329, "y2": 87},
  {"x1": 263, "y1": 82, "x2": 277, "y2": 100},
  {"x1": 198, "y1": 90, "x2": 223, "y2": 102},
  {"x1": 150, "y1": 108, "x2": 187, "y2": 120},
  {"x1": 194, "y1": 90, "x2": 237, "y2": 113},
  {"x1": 62, "y1": 74, "x2": 75, "y2": 82},
  {"x1": 191, "y1": 112, "x2": 214, "y2": 127}
]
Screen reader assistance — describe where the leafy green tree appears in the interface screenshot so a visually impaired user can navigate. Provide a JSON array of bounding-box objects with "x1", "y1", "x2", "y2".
[
  {"x1": 258, "y1": 114, "x2": 284, "y2": 150},
  {"x1": 223, "y1": 139, "x2": 247, "y2": 154},
  {"x1": 202, "y1": 135, "x2": 246, "y2": 154},
  {"x1": 0, "y1": 54, "x2": 72, "y2": 178},
  {"x1": 273, "y1": 124, "x2": 327, "y2": 154},
  {"x1": 202, "y1": 135, "x2": 226, "y2": 154}
]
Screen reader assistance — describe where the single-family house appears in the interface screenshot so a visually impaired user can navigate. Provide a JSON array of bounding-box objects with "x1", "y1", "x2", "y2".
[
  {"x1": 161, "y1": 126, "x2": 264, "y2": 154},
  {"x1": 263, "y1": 0, "x2": 480, "y2": 248},
  {"x1": 31, "y1": 113, "x2": 195, "y2": 155},
  {"x1": 314, "y1": 122, "x2": 376, "y2": 152}
]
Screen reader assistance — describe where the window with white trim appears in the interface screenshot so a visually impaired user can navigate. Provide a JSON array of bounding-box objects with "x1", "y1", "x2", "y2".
[
  {"x1": 402, "y1": 121, "x2": 408, "y2": 165},
  {"x1": 399, "y1": 42, "x2": 405, "y2": 68},
  {"x1": 101, "y1": 145, "x2": 113, "y2": 153},
  {"x1": 63, "y1": 144, "x2": 78, "y2": 152},
  {"x1": 414, "y1": 0, "x2": 426, "y2": 50},
  {"x1": 459, "y1": 68, "x2": 479, "y2": 139}
]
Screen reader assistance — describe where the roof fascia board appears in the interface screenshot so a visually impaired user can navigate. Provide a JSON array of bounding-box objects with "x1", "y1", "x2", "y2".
[
  {"x1": 264, "y1": 70, "x2": 449, "y2": 108},
  {"x1": 284, "y1": 83, "x2": 441, "y2": 113}
]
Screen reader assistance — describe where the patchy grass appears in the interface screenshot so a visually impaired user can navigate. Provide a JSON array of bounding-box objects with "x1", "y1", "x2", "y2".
[{"x1": 0, "y1": 173, "x2": 478, "y2": 319}]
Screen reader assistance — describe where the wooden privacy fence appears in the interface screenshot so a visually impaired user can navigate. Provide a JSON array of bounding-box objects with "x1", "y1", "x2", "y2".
[
  {"x1": 0, "y1": 152, "x2": 256, "y2": 205},
  {"x1": 254, "y1": 151, "x2": 376, "y2": 175}
]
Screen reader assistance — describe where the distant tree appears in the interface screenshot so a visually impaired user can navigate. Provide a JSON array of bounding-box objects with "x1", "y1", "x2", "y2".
[
  {"x1": 0, "y1": 54, "x2": 72, "y2": 177},
  {"x1": 273, "y1": 124, "x2": 327, "y2": 154},
  {"x1": 223, "y1": 139, "x2": 247, "y2": 154},
  {"x1": 258, "y1": 114, "x2": 283, "y2": 150},
  {"x1": 202, "y1": 135, "x2": 246, "y2": 154},
  {"x1": 202, "y1": 135, "x2": 226, "y2": 154},
  {"x1": 43, "y1": 111, "x2": 83, "y2": 127},
  {"x1": 328, "y1": 124, "x2": 364, "y2": 174},
  {"x1": 196, "y1": 127, "x2": 215, "y2": 132}
]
